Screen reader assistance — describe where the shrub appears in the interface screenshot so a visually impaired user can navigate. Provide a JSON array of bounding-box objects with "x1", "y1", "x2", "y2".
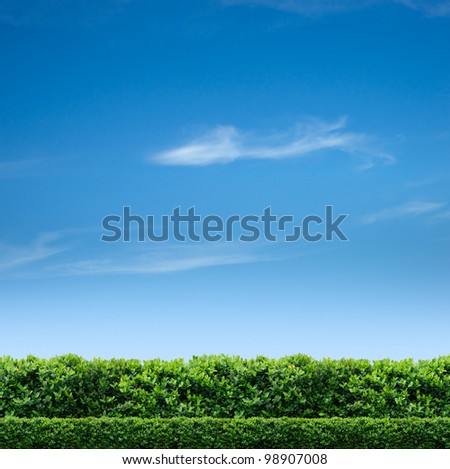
[
  {"x1": 1, "y1": 417, "x2": 449, "y2": 449},
  {"x1": 1, "y1": 354, "x2": 450, "y2": 418}
]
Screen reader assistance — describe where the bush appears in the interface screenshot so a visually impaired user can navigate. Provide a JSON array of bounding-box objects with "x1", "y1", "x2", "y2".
[
  {"x1": 1, "y1": 354, "x2": 450, "y2": 418},
  {"x1": 1, "y1": 417, "x2": 449, "y2": 448}
]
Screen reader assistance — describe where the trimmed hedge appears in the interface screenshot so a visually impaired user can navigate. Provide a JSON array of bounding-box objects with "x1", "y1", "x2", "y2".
[
  {"x1": 1, "y1": 354, "x2": 450, "y2": 418},
  {"x1": 1, "y1": 417, "x2": 450, "y2": 448}
]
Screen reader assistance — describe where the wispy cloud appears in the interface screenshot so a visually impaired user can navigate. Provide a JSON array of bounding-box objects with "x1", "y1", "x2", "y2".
[
  {"x1": 398, "y1": 0, "x2": 450, "y2": 16},
  {"x1": 47, "y1": 243, "x2": 267, "y2": 276},
  {"x1": 0, "y1": 158, "x2": 44, "y2": 178},
  {"x1": 0, "y1": 232, "x2": 68, "y2": 271},
  {"x1": 362, "y1": 201, "x2": 447, "y2": 224},
  {"x1": 152, "y1": 117, "x2": 393, "y2": 168},
  {"x1": 432, "y1": 210, "x2": 450, "y2": 221},
  {"x1": 0, "y1": 228, "x2": 280, "y2": 278},
  {"x1": 222, "y1": 0, "x2": 450, "y2": 17},
  {"x1": 58, "y1": 253, "x2": 257, "y2": 275},
  {"x1": 405, "y1": 175, "x2": 443, "y2": 188},
  {"x1": 222, "y1": 0, "x2": 379, "y2": 15},
  {"x1": 0, "y1": 1, "x2": 132, "y2": 28},
  {"x1": 3, "y1": 0, "x2": 449, "y2": 27}
]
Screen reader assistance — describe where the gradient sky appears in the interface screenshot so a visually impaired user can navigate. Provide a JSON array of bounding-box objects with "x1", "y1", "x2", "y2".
[{"x1": 1, "y1": 0, "x2": 449, "y2": 361}]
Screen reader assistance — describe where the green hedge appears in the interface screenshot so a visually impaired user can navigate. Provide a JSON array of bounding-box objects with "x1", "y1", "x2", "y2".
[
  {"x1": 1, "y1": 354, "x2": 450, "y2": 418},
  {"x1": 1, "y1": 417, "x2": 450, "y2": 448}
]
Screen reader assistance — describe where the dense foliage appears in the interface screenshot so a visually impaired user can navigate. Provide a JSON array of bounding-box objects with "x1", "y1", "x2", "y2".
[
  {"x1": 1, "y1": 354, "x2": 450, "y2": 418},
  {"x1": 1, "y1": 417, "x2": 449, "y2": 448}
]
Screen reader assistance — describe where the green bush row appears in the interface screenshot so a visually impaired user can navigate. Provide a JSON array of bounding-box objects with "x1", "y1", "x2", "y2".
[
  {"x1": 1, "y1": 417, "x2": 450, "y2": 448},
  {"x1": 1, "y1": 354, "x2": 450, "y2": 418}
]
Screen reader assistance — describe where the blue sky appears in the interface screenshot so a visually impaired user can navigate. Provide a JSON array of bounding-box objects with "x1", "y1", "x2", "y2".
[{"x1": 1, "y1": 0, "x2": 449, "y2": 361}]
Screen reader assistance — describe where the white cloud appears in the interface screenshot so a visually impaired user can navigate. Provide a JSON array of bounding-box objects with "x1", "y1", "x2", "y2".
[
  {"x1": 0, "y1": 232, "x2": 68, "y2": 271},
  {"x1": 154, "y1": 126, "x2": 242, "y2": 166},
  {"x1": 152, "y1": 117, "x2": 393, "y2": 168},
  {"x1": 0, "y1": 228, "x2": 275, "y2": 278},
  {"x1": 60, "y1": 253, "x2": 256, "y2": 275},
  {"x1": 222, "y1": 0, "x2": 450, "y2": 17},
  {"x1": 49, "y1": 243, "x2": 266, "y2": 276},
  {"x1": 222, "y1": 0, "x2": 379, "y2": 15},
  {"x1": 398, "y1": 0, "x2": 450, "y2": 16},
  {"x1": 363, "y1": 201, "x2": 447, "y2": 224}
]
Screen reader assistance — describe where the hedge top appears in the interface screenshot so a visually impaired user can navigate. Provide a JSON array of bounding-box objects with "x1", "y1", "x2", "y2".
[{"x1": 1, "y1": 354, "x2": 450, "y2": 418}]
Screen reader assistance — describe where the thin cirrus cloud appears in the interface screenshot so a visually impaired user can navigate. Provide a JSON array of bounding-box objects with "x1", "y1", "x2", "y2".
[
  {"x1": 152, "y1": 117, "x2": 394, "y2": 168},
  {"x1": 0, "y1": 232, "x2": 67, "y2": 272},
  {"x1": 2, "y1": 0, "x2": 449, "y2": 26},
  {"x1": 1, "y1": 229, "x2": 271, "y2": 277},
  {"x1": 398, "y1": 0, "x2": 450, "y2": 16},
  {"x1": 433, "y1": 210, "x2": 450, "y2": 220},
  {"x1": 47, "y1": 244, "x2": 266, "y2": 276},
  {"x1": 0, "y1": 1, "x2": 131, "y2": 27},
  {"x1": 362, "y1": 201, "x2": 447, "y2": 224},
  {"x1": 58, "y1": 253, "x2": 257, "y2": 276},
  {"x1": 221, "y1": 0, "x2": 450, "y2": 17}
]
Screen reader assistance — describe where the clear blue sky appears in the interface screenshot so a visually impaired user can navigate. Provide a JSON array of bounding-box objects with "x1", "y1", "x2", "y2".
[{"x1": 1, "y1": 0, "x2": 449, "y2": 361}]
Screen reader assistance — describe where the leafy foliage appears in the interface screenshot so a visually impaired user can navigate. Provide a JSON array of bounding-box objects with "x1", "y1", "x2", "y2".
[
  {"x1": 1, "y1": 417, "x2": 450, "y2": 448},
  {"x1": 1, "y1": 354, "x2": 450, "y2": 418}
]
